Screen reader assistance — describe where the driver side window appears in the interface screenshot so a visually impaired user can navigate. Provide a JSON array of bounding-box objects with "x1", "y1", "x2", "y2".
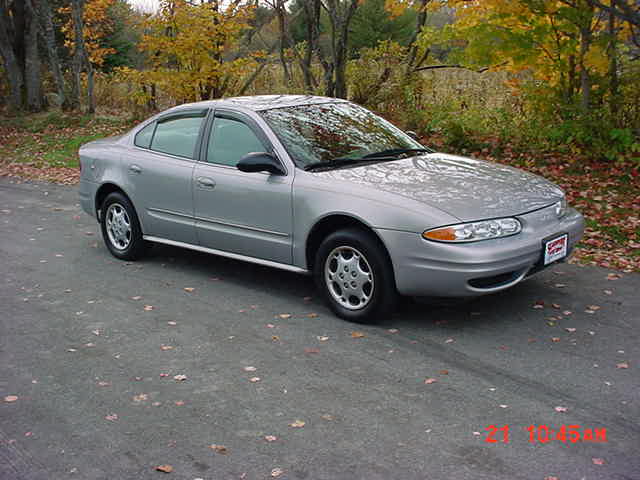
[{"x1": 207, "y1": 117, "x2": 266, "y2": 167}]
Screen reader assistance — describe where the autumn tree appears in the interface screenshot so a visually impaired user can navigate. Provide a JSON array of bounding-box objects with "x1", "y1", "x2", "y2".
[{"x1": 119, "y1": 0, "x2": 258, "y2": 104}]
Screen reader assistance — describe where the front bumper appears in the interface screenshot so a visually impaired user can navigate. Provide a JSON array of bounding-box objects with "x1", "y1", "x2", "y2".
[{"x1": 376, "y1": 205, "x2": 585, "y2": 297}]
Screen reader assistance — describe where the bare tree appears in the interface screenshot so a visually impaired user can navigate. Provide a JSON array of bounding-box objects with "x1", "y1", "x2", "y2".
[
  {"x1": 322, "y1": 0, "x2": 359, "y2": 98},
  {"x1": 0, "y1": 0, "x2": 23, "y2": 111}
]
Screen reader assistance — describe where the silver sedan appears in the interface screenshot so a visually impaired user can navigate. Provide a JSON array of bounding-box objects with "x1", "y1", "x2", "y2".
[{"x1": 79, "y1": 95, "x2": 584, "y2": 323}]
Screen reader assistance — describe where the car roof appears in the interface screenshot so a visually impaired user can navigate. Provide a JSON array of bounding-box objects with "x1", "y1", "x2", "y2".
[{"x1": 170, "y1": 95, "x2": 349, "y2": 113}]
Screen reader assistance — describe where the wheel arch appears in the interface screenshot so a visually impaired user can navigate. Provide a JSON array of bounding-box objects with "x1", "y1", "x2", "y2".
[
  {"x1": 305, "y1": 214, "x2": 394, "y2": 276},
  {"x1": 95, "y1": 183, "x2": 135, "y2": 221}
]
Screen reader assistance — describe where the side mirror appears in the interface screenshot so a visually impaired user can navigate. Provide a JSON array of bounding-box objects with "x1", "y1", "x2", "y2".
[
  {"x1": 237, "y1": 152, "x2": 285, "y2": 175},
  {"x1": 406, "y1": 130, "x2": 419, "y2": 141}
]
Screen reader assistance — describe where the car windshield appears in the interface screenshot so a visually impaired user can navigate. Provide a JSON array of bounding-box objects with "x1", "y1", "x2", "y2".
[{"x1": 259, "y1": 102, "x2": 432, "y2": 169}]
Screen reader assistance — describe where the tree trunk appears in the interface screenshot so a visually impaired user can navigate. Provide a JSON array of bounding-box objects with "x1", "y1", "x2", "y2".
[
  {"x1": 578, "y1": 6, "x2": 594, "y2": 114},
  {"x1": 70, "y1": 0, "x2": 88, "y2": 111},
  {"x1": 30, "y1": 0, "x2": 67, "y2": 109},
  {"x1": 24, "y1": 4, "x2": 42, "y2": 111},
  {"x1": 406, "y1": 0, "x2": 430, "y2": 73},
  {"x1": 325, "y1": 0, "x2": 358, "y2": 99},
  {"x1": 0, "y1": 2, "x2": 23, "y2": 111},
  {"x1": 608, "y1": 0, "x2": 619, "y2": 121}
]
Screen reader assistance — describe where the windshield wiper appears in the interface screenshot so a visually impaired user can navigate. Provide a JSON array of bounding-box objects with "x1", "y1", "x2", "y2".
[
  {"x1": 303, "y1": 157, "x2": 394, "y2": 171},
  {"x1": 362, "y1": 147, "x2": 432, "y2": 159}
]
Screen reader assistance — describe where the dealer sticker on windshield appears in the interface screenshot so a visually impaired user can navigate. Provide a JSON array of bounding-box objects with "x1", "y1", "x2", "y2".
[{"x1": 544, "y1": 234, "x2": 568, "y2": 265}]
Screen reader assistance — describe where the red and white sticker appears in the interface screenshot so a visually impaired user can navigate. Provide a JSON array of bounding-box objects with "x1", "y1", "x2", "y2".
[{"x1": 544, "y1": 234, "x2": 568, "y2": 265}]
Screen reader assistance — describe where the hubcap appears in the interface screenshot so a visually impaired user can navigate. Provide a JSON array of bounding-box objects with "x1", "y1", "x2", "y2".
[
  {"x1": 105, "y1": 203, "x2": 132, "y2": 250},
  {"x1": 324, "y1": 246, "x2": 374, "y2": 310}
]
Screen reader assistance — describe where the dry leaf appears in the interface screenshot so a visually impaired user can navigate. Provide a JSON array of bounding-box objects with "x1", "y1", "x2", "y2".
[
  {"x1": 271, "y1": 468, "x2": 284, "y2": 478},
  {"x1": 4, "y1": 395, "x2": 18, "y2": 403},
  {"x1": 278, "y1": 314, "x2": 291, "y2": 319},
  {"x1": 183, "y1": 287, "x2": 195, "y2": 293},
  {"x1": 387, "y1": 328, "x2": 398, "y2": 333},
  {"x1": 551, "y1": 337, "x2": 561, "y2": 342},
  {"x1": 499, "y1": 404, "x2": 509, "y2": 409},
  {"x1": 243, "y1": 366, "x2": 257, "y2": 372},
  {"x1": 554, "y1": 406, "x2": 568, "y2": 413},
  {"x1": 264, "y1": 435, "x2": 277, "y2": 442},
  {"x1": 351, "y1": 331, "x2": 365, "y2": 338},
  {"x1": 249, "y1": 377, "x2": 261, "y2": 383},
  {"x1": 105, "y1": 413, "x2": 118, "y2": 421},
  {"x1": 439, "y1": 370, "x2": 449, "y2": 375},
  {"x1": 167, "y1": 321, "x2": 177, "y2": 326},
  {"x1": 565, "y1": 328, "x2": 576, "y2": 333},
  {"x1": 131, "y1": 296, "x2": 142, "y2": 300},
  {"x1": 317, "y1": 335, "x2": 329, "y2": 342},
  {"x1": 424, "y1": 378, "x2": 437, "y2": 384},
  {"x1": 97, "y1": 381, "x2": 110, "y2": 387},
  {"x1": 143, "y1": 305, "x2": 154, "y2": 311},
  {"x1": 587, "y1": 305, "x2": 601, "y2": 311},
  {"x1": 444, "y1": 338, "x2": 454, "y2": 344},
  {"x1": 209, "y1": 444, "x2": 228, "y2": 454},
  {"x1": 155, "y1": 465, "x2": 173, "y2": 473},
  {"x1": 306, "y1": 313, "x2": 318, "y2": 318},
  {"x1": 160, "y1": 345, "x2": 174, "y2": 351},
  {"x1": 133, "y1": 393, "x2": 148, "y2": 403},
  {"x1": 271, "y1": 335, "x2": 280, "y2": 341},
  {"x1": 592, "y1": 458, "x2": 605, "y2": 465},
  {"x1": 173, "y1": 374, "x2": 187, "y2": 381},
  {"x1": 289, "y1": 419, "x2": 305, "y2": 428},
  {"x1": 304, "y1": 347, "x2": 320, "y2": 354},
  {"x1": 174, "y1": 400, "x2": 185, "y2": 406},
  {"x1": 616, "y1": 362, "x2": 629, "y2": 369}
]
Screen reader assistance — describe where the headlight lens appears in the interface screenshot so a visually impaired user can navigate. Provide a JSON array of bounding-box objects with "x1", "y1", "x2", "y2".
[
  {"x1": 554, "y1": 198, "x2": 567, "y2": 218},
  {"x1": 423, "y1": 217, "x2": 522, "y2": 243}
]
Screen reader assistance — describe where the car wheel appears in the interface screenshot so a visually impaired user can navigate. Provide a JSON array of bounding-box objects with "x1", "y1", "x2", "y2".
[
  {"x1": 314, "y1": 227, "x2": 398, "y2": 323},
  {"x1": 100, "y1": 192, "x2": 148, "y2": 261}
]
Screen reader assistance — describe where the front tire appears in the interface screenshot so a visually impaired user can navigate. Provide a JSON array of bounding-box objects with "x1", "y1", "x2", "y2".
[
  {"x1": 100, "y1": 192, "x2": 148, "y2": 260},
  {"x1": 314, "y1": 228, "x2": 398, "y2": 323}
]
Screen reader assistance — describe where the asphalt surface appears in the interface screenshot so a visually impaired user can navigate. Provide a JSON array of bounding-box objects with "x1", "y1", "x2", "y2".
[{"x1": 1, "y1": 177, "x2": 639, "y2": 480}]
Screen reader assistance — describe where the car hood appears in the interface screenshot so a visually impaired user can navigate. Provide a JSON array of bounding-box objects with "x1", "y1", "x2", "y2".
[{"x1": 312, "y1": 153, "x2": 564, "y2": 221}]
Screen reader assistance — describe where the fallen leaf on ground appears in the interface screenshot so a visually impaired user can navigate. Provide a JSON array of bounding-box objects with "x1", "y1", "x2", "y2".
[
  {"x1": 444, "y1": 338, "x2": 454, "y2": 344},
  {"x1": 131, "y1": 296, "x2": 142, "y2": 300},
  {"x1": 587, "y1": 305, "x2": 601, "y2": 311},
  {"x1": 603, "y1": 289, "x2": 613, "y2": 295},
  {"x1": 105, "y1": 413, "x2": 118, "y2": 421},
  {"x1": 565, "y1": 328, "x2": 577, "y2": 333},
  {"x1": 4, "y1": 395, "x2": 18, "y2": 402},
  {"x1": 160, "y1": 345, "x2": 174, "y2": 351},
  {"x1": 249, "y1": 377, "x2": 261, "y2": 383},
  {"x1": 304, "y1": 347, "x2": 320, "y2": 354},
  {"x1": 266, "y1": 323, "x2": 275, "y2": 328},
  {"x1": 97, "y1": 381, "x2": 110, "y2": 387},
  {"x1": 592, "y1": 458, "x2": 605, "y2": 465},
  {"x1": 173, "y1": 374, "x2": 187, "y2": 381},
  {"x1": 306, "y1": 313, "x2": 318, "y2": 318},
  {"x1": 424, "y1": 378, "x2": 437, "y2": 384},
  {"x1": 388, "y1": 329, "x2": 398, "y2": 333},
  {"x1": 209, "y1": 444, "x2": 228, "y2": 454},
  {"x1": 271, "y1": 468, "x2": 284, "y2": 478},
  {"x1": 143, "y1": 305, "x2": 154, "y2": 311},
  {"x1": 607, "y1": 273, "x2": 621, "y2": 280},
  {"x1": 289, "y1": 420, "x2": 305, "y2": 428},
  {"x1": 167, "y1": 321, "x2": 177, "y2": 326},
  {"x1": 545, "y1": 477, "x2": 559, "y2": 480},
  {"x1": 499, "y1": 404, "x2": 508, "y2": 409},
  {"x1": 616, "y1": 362, "x2": 629, "y2": 369},
  {"x1": 551, "y1": 337, "x2": 561, "y2": 342},
  {"x1": 174, "y1": 400, "x2": 185, "y2": 406},
  {"x1": 321, "y1": 414, "x2": 334, "y2": 421},
  {"x1": 317, "y1": 335, "x2": 329, "y2": 342},
  {"x1": 264, "y1": 435, "x2": 277, "y2": 442},
  {"x1": 351, "y1": 331, "x2": 365, "y2": 338},
  {"x1": 440, "y1": 370, "x2": 449, "y2": 375},
  {"x1": 183, "y1": 287, "x2": 195, "y2": 293},
  {"x1": 554, "y1": 406, "x2": 568, "y2": 412},
  {"x1": 243, "y1": 366, "x2": 257, "y2": 372},
  {"x1": 277, "y1": 314, "x2": 291, "y2": 319},
  {"x1": 271, "y1": 335, "x2": 280, "y2": 341},
  {"x1": 155, "y1": 465, "x2": 173, "y2": 473}
]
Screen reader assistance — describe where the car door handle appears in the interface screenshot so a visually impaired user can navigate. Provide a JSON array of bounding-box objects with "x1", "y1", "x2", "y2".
[
  {"x1": 196, "y1": 176, "x2": 216, "y2": 189},
  {"x1": 129, "y1": 164, "x2": 142, "y2": 174}
]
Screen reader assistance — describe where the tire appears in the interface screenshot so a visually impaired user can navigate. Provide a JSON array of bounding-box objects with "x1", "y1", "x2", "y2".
[
  {"x1": 99, "y1": 191, "x2": 149, "y2": 261},
  {"x1": 314, "y1": 227, "x2": 398, "y2": 323}
]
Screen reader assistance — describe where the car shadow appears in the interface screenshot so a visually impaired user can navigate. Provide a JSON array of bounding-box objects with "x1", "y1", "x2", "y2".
[{"x1": 141, "y1": 242, "x2": 560, "y2": 332}]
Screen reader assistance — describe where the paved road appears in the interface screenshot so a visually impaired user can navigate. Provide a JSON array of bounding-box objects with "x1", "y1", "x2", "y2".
[{"x1": 1, "y1": 178, "x2": 638, "y2": 480}]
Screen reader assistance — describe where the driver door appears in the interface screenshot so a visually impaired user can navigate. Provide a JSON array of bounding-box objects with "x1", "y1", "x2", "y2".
[{"x1": 192, "y1": 110, "x2": 293, "y2": 264}]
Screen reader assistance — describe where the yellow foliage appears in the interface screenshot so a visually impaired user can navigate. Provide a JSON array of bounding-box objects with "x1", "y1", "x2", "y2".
[
  {"x1": 61, "y1": 0, "x2": 116, "y2": 67},
  {"x1": 123, "y1": 0, "x2": 258, "y2": 103}
]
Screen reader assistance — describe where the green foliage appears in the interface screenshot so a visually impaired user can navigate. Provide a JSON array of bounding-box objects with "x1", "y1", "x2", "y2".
[{"x1": 350, "y1": 0, "x2": 416, "y2": 53}]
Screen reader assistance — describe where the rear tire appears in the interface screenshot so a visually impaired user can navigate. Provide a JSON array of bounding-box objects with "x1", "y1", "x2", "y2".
[
  {"x1": 100, "y1": 192, "x2": 149, "y2": 261},
  {"x1": 314, "y1": 227, "x2": 398, "y2": 323}
]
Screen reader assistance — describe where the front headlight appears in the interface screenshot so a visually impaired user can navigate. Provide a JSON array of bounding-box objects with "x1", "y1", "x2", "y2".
[
  {"x1": 423, "y1": 217, "x2": 522, "y2": 243},
  {"x1": 554, "y1": 198, "x2": 567, "y2": 218}
]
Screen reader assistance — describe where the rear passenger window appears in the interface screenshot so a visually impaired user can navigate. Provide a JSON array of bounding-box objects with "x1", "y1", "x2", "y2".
[
  {"x1": 150, "y1": 115, "x2": 205, "y2": 159},
  {"x1": 134, "y1": 122, "x2": 155, "y2": 148}
]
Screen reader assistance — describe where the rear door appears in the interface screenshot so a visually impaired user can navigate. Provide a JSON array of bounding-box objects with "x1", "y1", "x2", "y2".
[
  {"x1": 192, "y1": 109, "x2": 293, "y2": 264},
  {"x1": 126, "y1": 109, "x2": 208, "y2": 245}
]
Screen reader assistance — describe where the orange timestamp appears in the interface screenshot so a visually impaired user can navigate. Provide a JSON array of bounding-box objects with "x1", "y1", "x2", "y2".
[{"x1": 485, "y1": 425, "x2": 608, "y2": 444}]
